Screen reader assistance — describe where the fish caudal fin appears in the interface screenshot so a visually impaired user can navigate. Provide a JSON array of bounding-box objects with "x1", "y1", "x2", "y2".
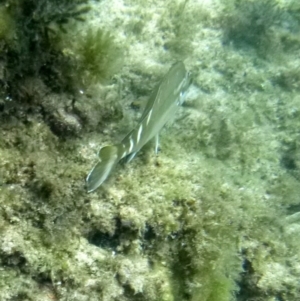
[{"x1": 86, "y1": 145, "x2": 119, "y2": 193}]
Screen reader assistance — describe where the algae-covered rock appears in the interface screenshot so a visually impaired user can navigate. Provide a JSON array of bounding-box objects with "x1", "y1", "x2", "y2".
[{"x1": 1, "y1": 0, "x2": 300, "y2": 301}]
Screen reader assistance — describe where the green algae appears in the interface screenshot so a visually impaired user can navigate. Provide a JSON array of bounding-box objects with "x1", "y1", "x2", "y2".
[
  {"x1": 0, "y1": 0, "x2": 300, "y2": 301},
  {"x1": 67, "y1": 27, "x2": 123, "y2": 88},
  {"x1": 0, "y1": 4, "x2": 15, "y2": 42},
  {"x1": 0, "y1": 0, "x2": 91, "y2": 98}
]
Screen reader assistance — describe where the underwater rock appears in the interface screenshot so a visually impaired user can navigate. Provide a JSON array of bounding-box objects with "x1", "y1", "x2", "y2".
[{"x1": 48, "y1": 107, "x2": 82, "y2": 137}]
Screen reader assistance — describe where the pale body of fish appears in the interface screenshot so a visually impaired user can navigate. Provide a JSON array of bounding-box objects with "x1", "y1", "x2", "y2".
[{"x1": 86, "y1": 61, "x2": 192, "y2": 192}]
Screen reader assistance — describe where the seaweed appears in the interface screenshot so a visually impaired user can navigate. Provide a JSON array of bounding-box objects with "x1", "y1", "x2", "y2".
[
  {"x1": 159, "y1": 0, "x2": 193, "y2": 58},
  {"x1": 69, "y1": 27, "x2": 123, "y2": 88},
  {"x1": 221, "y1": 0, "x2": 282, "y2": 53},
  {"x1": 0, "y1": 0, "x2": 90, "y2": 102}
]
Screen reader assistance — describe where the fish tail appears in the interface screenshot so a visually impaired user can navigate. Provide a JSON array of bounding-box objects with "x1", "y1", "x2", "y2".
[{"x1": 86, "y1": 145, "x2": 119, "y2": 193}]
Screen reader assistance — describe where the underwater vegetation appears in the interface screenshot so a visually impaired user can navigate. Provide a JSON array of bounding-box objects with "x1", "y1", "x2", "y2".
[
  {"x1": 157, "y1": 0, "x2": 212, "y2": 59},
  {"x1": 0, "y1": 0, "x2": 91, "y2": 99},
  {"x1": 159, "y1": 0, "x2": 192, "y2": 57},
  {"x1": 0, "y1": 0, "x2": 123, "y2": 139},
  {"x1": 0, "y1": 0, "x2": 121, "y2": 103},
  {"x1": 0, "y1": 0, "x2": 300, "y2": 300},
  {"x1": 221, "y1": 0, "x2": 280, "y2": 46},
  {"x1": 66, "y1": 27, "x2": 123, "y2": 88},
  {"x1": 0, "y1": 5, "x2": 14, "y2": 41},
  {"x1": 220, "y1": 0, "x2": 300, "y2": 58}
]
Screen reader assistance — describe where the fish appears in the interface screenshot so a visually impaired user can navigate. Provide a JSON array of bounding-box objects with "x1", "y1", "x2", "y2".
[{"x1": 86, "y1": 61, "x2": 192, "y2": 192}]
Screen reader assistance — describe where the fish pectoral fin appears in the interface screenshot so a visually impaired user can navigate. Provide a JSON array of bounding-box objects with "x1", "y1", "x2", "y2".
[
  {"x1": 124, "y1": 151, "x2": 137, "y2": 163},
  {"x1": 155, "y1": 134, "x2": 160, "y2": 154},
  {"x1": 86, "y1": 145, "x2": 119, "y2": 193}
]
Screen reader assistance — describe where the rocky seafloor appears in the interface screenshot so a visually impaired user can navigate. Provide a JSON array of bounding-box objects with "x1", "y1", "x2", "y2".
[{"x1": 0, "y1": 0, "x2": 300, "y2": 300}]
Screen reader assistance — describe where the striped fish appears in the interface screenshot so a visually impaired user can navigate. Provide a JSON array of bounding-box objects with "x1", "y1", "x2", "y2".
[{"x1": 86, "y1": 61, "x2": 192, "y2": 192}]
